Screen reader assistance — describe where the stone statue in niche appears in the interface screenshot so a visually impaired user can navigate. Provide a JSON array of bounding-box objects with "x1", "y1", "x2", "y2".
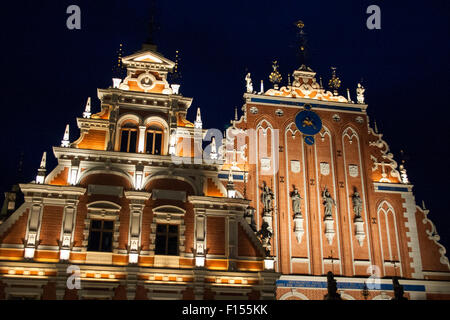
[
  {"x1": 261, "y1": 182, "x2": 274, "y2": 214},
  {"x1": 352, "y1": 189, "x2": 363, "y2": 218},
  {"x1": 245, "y1": 73, "x2": 253, "y2": 93},
  {"x1": 322, "y1": 187, "x2": 336, "y2": 218},
  {"x1": 291, "y1": 188, "x2": 302, "y2": 217}
]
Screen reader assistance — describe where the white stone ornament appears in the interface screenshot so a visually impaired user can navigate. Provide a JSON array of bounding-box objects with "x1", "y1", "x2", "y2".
[
  {"x1": 324, "y1": 216, "x2": 335, "y2": 245},
  {"x1": 61, "y1": 125, "x2": 70, "y2": 147},
  {"x1": 83, "y1": 97, "x2": 91, "y2": 118},
  {"x1": 293, "y1": 214, "x2": 304, "y2": 243},
  {"x1": 354, "y1": 216, "x2": 366, "y2": 246},
  {"x1": 349, "y1": 164, "x2": 359, "y2": 177},
  {"x1": 260, "y1": 157, "x2": 271, "y2": 171},
  {"x1": 291, "y1": 160, "x2": 300, "y2": 173},
  {"x1": 320, "y1": 162, "x2": 330, "y2": 176}
]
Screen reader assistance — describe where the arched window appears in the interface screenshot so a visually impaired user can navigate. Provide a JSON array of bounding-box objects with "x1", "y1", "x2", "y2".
[
  {"x1": 120, "y1": 122, "x2": 138, "y2": 153},
  {"x1": 145, "y1": 125, "x2": 163, "y2": 155}
]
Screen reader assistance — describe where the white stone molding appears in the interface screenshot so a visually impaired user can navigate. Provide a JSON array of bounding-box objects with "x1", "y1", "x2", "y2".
[
  {"x1": 59, "y1": 199, "x2": 81, "y2": 260},
  {"x1": 194, "y1": 208, "x2": 206, "y2": 264},
  {"x1": 418, "y1": 204, "x2": 450, "y2": 270},
  {"x1": 23, "y1": 199, "x2": 44, "y2": 259},
  {"x1": 279, "y1": 291, "x2": 309, "y2": 300},
  {"x1": 401, "y1": 193, "x2": 424, "y2": 278},
  {"x1": 125, "y1": 191, "x2": 150, "y2": 262}
]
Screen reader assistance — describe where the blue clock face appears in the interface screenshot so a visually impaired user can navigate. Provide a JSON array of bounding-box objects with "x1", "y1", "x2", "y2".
[{"x1": 295, "y1": 110, "x2": 323, "y2": 136}]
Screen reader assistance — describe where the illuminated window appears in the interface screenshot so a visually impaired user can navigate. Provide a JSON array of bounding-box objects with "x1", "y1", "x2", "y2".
[
  {"x1": 87, "y1": 220, "x2": 114, "y2": 252},
  {"x1": 120, "y1": 123, "x2": 138, "y2": 152},
  {"x1": 155, "y1": 224, "x2": 178, "y2": 255},
  {"x1": 145, "y1": 125, "x2": 163, "y2": 155}
]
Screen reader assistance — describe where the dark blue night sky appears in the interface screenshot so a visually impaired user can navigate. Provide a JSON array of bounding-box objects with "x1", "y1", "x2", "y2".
[{"x1": 0, "y1": 1, "x2": 448, "y2": 249}]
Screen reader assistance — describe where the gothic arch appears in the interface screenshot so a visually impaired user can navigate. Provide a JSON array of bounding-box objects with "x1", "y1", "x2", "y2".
[{"x1": 376, "y1": 200, "x2": 403, "y2": 276}]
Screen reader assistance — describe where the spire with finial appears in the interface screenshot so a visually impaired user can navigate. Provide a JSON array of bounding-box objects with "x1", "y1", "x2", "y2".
[
  {"x1": 269, "y1": 60, "x2": 282, "y2": 89},
  {"x1": 83, "y1": 97, "x2": 91, "y2": 118},
  {"x1": 328, "y1": 67, "x2": 341, "y2": 96},
  {"x1": 61, "y1": 125, "x2": 70, "y2": 147},
  {"x1": 295, "y1": 20, "x2": 309, "y2": 66},
  {"x1": 35, "y1": 152, "x2": 46, "y2": 184},
  {"x1": 210, "y1": 137, "x2": 218, "y2": 160},
  {"x1": 234, "y1": 107, "x2": 238, "y2": 121},
  {"x1": 194, "y1": 107, "x2": 202, "y2": 129},
  {"x1": 260, "y1": 80, "x2": 264, "y2": 94},
  {"x1": 142, "y1": 0, "x2": 158, "y2": 51},
  {"x1": 170, "y1": 50, "x2": 182, "y2": 94},
  {"x1": 374, "y1": 120, "x2": 379, "y2": 134},
  {"x1": 112, "y1": 43, "x2": 125, "y2": 88}
]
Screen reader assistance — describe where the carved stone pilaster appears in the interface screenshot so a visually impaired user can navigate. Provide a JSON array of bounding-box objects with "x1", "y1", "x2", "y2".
[
  {"x1": 293, "y1": 213, "x2": 304, "y2": 243},
  {"x1": 125, "y1": 191, "x2": 150, "y2": 263},
  {"x1": 324, "y1": 215, "x2": 335, "y2": 245},
  {"x1": 354, "y1": 216, "x2": 365, "y2": 246}
]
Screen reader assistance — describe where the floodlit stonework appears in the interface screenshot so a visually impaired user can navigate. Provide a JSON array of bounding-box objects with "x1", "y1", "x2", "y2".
[{"x1": 0, "y1": 36, "x2": 449, "y2": 300}]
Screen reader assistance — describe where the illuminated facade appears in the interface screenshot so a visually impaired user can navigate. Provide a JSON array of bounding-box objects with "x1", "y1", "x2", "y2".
[
  {"x1": 0, "y1": 34, "x2": 449, "y2": 300},
  {"x1": 0, "y1": 45, "x2": 277, "y2": 300}
]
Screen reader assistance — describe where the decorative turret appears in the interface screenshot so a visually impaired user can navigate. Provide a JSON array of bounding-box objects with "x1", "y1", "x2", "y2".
[
  {"x1": 226, "y1": 169, "x2": 236, "y2": 198},
  {"x1": 194, "y1": 107, "x2": 202, "y2": 129},
  {"x1": 210, "y1": 136, "x2": 218, "y2": 160},
  {"x1": 35, "y1": 152, "x2": 46, "y2": 184},
  {"x1": 61, "y1": 124, "x2": 70, "y2": 147},
  {"x1": 82, "y1": 97, "x2": 91, "y2": 118}
]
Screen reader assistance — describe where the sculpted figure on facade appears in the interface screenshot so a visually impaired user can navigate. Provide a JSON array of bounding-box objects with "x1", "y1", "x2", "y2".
[
  {"x1": 245, "y1": 72, "x2": 253, "y2": 93},
  {"x1": 322, "y1": 187, "x2": 335, "y2": 218},
  {"x1": 291, "y1": 187, "x2": 302, "y2": 217},
  {"x1": 356, "y1": 83, "x2": 365, "y2": 104},
  {"x1": 352, "y1": 189, "x2": 363, "y2": 218},
  {"x1": 261, "y1": 182, "x2": 274, "y2": 214}
]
